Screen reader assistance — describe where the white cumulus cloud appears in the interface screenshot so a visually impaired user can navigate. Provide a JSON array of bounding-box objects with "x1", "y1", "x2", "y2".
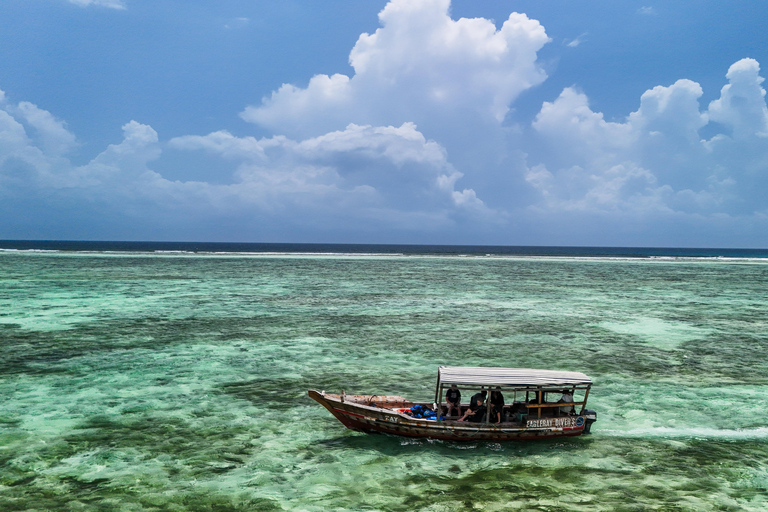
[
  {"x1": 707, "y1": 58, "x2": 768, "y2": 139},
  {"x1": 14, "y1": 102, "x2": 78, "y2": 156},
  {"x1": 526, "y1": 58, "x2": 768, "y2": 224},
  {"x1": 241, "y1": 0, "x2": 550, "y2": 144}
]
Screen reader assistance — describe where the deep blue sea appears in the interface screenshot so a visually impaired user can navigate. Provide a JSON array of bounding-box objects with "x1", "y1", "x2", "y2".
[
  {"x1": 3, "y1": 239, "x2": 768, "y2": 259},
  {"x1": 1, "y1": 241, "x2": 767, "y2": 511}
]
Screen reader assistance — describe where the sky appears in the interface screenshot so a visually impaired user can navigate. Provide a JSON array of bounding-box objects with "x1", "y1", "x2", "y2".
[{"x1": 1, "y1": 0, "x2": 768, "y2": 247}]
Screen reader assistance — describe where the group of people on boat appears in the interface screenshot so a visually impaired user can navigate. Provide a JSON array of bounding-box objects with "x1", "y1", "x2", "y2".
[
  {"x1": 443, "y1": 385, "x2": 505, "y2": 423},
  {"x1": 443, "y1": 384, "x2": 575, "y2": 423}
]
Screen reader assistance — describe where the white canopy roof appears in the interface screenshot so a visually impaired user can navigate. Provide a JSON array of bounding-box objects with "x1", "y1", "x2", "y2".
[{"x1": 437, "y1": 366, "x2": 592, "y2": 387}]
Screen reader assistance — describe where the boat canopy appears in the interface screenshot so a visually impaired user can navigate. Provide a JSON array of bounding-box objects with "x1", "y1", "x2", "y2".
[{"x1": 437, "y1": 366, "x2": 592, "y2": 388}]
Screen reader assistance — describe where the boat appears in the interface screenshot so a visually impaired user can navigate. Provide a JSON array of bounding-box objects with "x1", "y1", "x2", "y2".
[{"x1": 308, "y1": 366, "x2": 597, "y2": 441}]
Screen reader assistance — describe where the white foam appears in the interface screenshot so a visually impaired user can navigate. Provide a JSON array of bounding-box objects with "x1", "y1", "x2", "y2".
[{"x1": 601, "y1": 426, "x2": 768, "y2": 440}]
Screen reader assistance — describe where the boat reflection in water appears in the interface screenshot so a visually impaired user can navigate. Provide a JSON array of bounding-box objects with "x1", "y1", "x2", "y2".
[{"x1": 309, "y1": 366, "x2": 597, "y2": 441}]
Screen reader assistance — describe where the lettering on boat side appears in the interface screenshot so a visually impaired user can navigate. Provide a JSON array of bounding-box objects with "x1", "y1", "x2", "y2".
[{"x1": 526, "y1": 417, "x2": 581, "y2": 428}]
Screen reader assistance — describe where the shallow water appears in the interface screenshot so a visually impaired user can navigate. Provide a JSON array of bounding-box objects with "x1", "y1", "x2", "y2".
[{"x1": 1, "y1": 252, "x2": 767, "y2": 511}]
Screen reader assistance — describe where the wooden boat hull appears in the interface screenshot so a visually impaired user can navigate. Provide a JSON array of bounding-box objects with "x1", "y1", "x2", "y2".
[{"x1": 308, "y1": 390, "x2": 587, "y2": 441}]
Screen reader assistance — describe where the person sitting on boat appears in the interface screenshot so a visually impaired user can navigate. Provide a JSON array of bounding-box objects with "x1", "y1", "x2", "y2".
[
  {"x1": 458, "y1": 389, "x2": 487, "y2": 422},
  {"x1": 558, "y1": 389, "x2": 574, "y2": 414},
  {"x1": 445, "y1": 384, "x2": 461, "y2": 417},
  {"x1": 490, "y1": 387, "x2": 505, "y2": 423}
]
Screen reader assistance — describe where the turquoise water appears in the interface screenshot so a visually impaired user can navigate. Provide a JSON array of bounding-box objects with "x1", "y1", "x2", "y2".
[{"x1": 1, "y1": 251, "x2": 767, "y2": 511}]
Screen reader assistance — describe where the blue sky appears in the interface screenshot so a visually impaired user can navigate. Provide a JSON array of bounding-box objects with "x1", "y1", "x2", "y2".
[{"x1": 2, "y1": 0, "x2": 768, "y2": 247}]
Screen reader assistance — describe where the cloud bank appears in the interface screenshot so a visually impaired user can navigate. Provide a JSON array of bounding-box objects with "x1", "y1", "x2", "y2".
[{"x1": 2, "y1": 0, "x2": 768, "y2": 245}]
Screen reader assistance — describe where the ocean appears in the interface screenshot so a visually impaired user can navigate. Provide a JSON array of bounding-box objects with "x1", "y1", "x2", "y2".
[{"x1": 1, "y1": 242, "x2": 767, "y2": 511}]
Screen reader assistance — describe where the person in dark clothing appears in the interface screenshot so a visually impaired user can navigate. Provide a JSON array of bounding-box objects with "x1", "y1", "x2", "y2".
[
  {"x1": 470, "y1": 404, "x2": 487, "y2": 422},
  {"x1": 445, "y1": 384, "x2": 461, "y2": 417},
  {"x1": 459, "y1": 390, "x2": 487, "y2": 422},
  {"x1": 490, "y1": 387, "x2": 505, "y2": 423}
]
